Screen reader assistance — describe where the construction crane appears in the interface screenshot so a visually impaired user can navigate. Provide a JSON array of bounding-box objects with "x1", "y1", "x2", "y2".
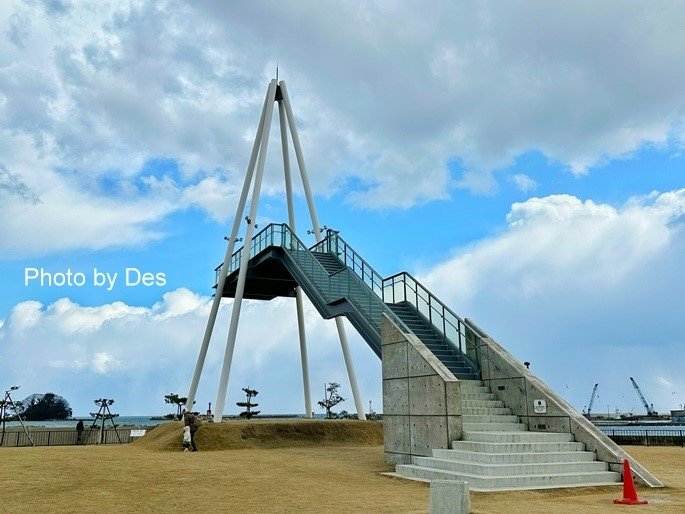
[
  {"x1": 630, "y1": 377, "x2": 658, "y2": 417},
  {"x1": 584, "y1": 383, "x2": 599, "y2": 418}
]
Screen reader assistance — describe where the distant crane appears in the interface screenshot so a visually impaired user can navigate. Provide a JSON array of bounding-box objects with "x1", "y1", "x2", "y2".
[
  {"x1": 584, "y1": 383, "x2": 599, "y2": 418},
  {"x1": 630, "y1": 377, "x2": 658, "y2": 417}
]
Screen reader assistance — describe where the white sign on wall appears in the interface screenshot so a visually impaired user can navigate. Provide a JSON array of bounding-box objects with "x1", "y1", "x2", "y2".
[
  {"x1": 130, "y1": 429, "x2": 147, "y2": 437},
  {"x1": 533, "y1": 399, "x2": 547, "y2": 414}
]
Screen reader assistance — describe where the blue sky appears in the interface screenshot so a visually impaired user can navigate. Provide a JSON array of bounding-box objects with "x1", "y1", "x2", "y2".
[{"x1": 1, "y1": 1, "x2": 684, "y2": 417}]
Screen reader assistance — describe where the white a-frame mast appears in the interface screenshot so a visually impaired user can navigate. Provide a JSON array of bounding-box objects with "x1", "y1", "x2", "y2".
[{"x1": 186, "y1": 79, "x2": 366, "y2": 422}]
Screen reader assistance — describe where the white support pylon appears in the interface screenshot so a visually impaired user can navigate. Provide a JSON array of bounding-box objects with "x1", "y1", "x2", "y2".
[
  {"x1": 213, "y1": 79, "x2": 278, "y2": 422},
  {"x1": 188, "y1": 78, "x2": 366, "y2": 422},
  {"x1": 278, "y1": 97, "x2": 313, "y2": 419},
  {"x1": 186, "y1": 81, "x2": 273, "y2": 411},
  {"x1": 279, "y1": 81, "x2": 366, "y2": 421}
]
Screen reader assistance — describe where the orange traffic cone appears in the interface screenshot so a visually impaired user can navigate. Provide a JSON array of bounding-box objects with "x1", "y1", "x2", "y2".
[{"x1": 614, "y1": 459, "x2": 648, "y2": 505}]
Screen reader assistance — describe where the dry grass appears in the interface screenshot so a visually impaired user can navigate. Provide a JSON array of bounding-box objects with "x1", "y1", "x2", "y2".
[
  {"x1": 134, "y1": 419, "x2": 383, "y2": 452},
  {"x1": 0, "y1": 421, "x2": 683, "y2": 513}
]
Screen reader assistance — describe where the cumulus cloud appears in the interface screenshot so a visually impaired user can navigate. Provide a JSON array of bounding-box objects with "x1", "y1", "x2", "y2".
[
  {"x1": 421, "y1": 189, "x2": 685, "y2": 412},
  {"x1": 0, "y1": 0, "x2": 684, "y2": 233},
  {"x1": 0, "y1": 288, "x2": 380, "y2": 415}
]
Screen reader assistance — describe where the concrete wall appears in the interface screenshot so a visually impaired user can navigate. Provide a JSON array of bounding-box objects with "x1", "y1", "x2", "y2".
[
  {"x1": 467, "y1": 319, "x2": 664, "y2": 488},
  {"x1": 381, "y1": 315, "x2": 463, "y2": 465}
]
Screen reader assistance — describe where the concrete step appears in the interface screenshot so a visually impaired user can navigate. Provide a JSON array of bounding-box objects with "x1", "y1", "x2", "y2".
[
  {"x1": 456, "y1": 386, "x2": 490, "y2": 395},
  {"x1": 461, "y1": 400, "x2": 505, "y2": 409},
  {"x1": 432, "y1": 448, "x2": 596, "y2": 464},
  {"x1": 451, "y1": 440, "x2": 585, "y2": 453},
  {"x1": 460, "y1": 392, "x2": 496, "y2": 401},
  {"x1": 462, "y1": 423, "x2": 526, "y2": 432},
  {"x1": 462, "y1": 431, "x2": 575, "y2": 443},
  {"x1": 458, "y1": 380, "x2": 484, "y2": 387},
  {"x1": 462, "y1": 414, "x2": 518, "y2": 424},
  {"x1": 461, "y1": 407, "x2": 512, "y2": 416},
  {"x1": 394, "y1": 465, "x2": 621, "y2": 492},
  {"x1": 413, "y1": 456, "x2": 608, "y2": 476},
  {"x1": 451, "y1": 373, "x2": 481, "y2": 381}
]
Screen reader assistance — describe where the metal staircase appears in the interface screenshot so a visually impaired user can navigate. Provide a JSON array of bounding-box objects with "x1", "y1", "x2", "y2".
[{"x1": 215, "y1": 223, "x2": 478, "y2": 379}]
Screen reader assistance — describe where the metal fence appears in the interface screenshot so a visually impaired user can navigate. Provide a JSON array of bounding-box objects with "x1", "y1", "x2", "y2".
[
  {"x1": 0, "y1": 428, "x2": 135, "y2": 447},
  {"x1": 604, "y1": 429, "x2": 685, "y2": 447}
]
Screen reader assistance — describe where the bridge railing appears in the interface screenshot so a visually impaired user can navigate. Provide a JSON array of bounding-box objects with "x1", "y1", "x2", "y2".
[
  {"x1": 318, "y1": 230, "x2": 477, "y2": 366},
  {"x1": 214, "y1": 223, "x2": 479, "y2": 368},
  {"x1": 216, "y1": 224, "x2": 409, "y2": 345}
]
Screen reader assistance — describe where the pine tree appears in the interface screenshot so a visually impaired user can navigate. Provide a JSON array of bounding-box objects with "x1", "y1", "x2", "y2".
[
  {"x1": 318, "y1": 382, "x2": 345, "y2": 419},
  {"x1": 236, "y1": 387, "x2": 260, "y2": 419}
]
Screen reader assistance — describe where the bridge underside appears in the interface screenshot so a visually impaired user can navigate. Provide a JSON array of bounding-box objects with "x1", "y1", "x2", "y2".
[{"x1": 218, "y1": 248, "x2": 297, "y2": 300}]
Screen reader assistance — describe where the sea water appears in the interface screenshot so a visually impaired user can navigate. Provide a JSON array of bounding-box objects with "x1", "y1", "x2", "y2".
[{"x1": 2, "y1": 416, "x2": 171, "y2": 429}]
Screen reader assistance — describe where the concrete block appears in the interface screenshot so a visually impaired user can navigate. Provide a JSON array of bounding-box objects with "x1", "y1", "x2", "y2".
[
  {"x1": 476, "y1": 343, "x2": 492, "y2": 381},
  {"x1": 383, "y1": 415, "x2": 410, "y2": 454},
  {"x1": 525, "y1": 415, "x2": 571, "y2": 433},
  {"x1": 407, "y1": 343, "x2": 438, "y2": 377},
  {"x1": 524, "y1": 380, "x2": 566, "y2": 417},
  {"x1": 429, "y1": 480, "x2": 470, "y2": 514},
  {"x1": 382, "y1": 315, "x2": 407, "y2": 345},
  {"x1": 486, "y1": 350, "x2": 523, "y2": 380},
  {"x1": 487, "y1": 377, "x2": 527, "y2": 417},
  {"x1": 447, "y1": 415, "x2": 463, "y2": 443},
  {"x1": 383, "y1": 378, "x2": 409, "y2": 415},
  {"x1": 411, "y1": 417, "x2": 449, "y2": 456},
  {"x1": 384, "y1": 451, "x2": 412, "y2": 465},
  {"x1": 445, "y1": 381, "x2": 462, "y2": 416},
  {"x1": 409, "y1": 375, "x2": 446, "y2": 416},
  {"x1": 382, "y1": 340, "x2": 408, "y2": 379}
]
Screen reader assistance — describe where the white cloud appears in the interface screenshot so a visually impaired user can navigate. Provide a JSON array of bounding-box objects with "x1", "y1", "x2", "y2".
[
  {"x1": 509, "y1": 173, "x2": 537, "y2": 193},
  {"x1": 0, "y1": 0, "x2": 684, "y2": 232},
  {"x1": 179, "y1": 176, "x2": 241, "y2": 223},
  {"x1": 0, "y1": 288, "x2": 381, "y2": 416},
  {"x1": 91, "y1": 352, "x2": 121, "y2": 374},
  {"x1": 49, "y1": 298, "x2": 147, "y2": 334},
  {"x1": 421, "y1": 189, "x2": 685, "y2": 413},
  {"x1": 8, "y1": 300, "x2": 43, "y2": 330}
]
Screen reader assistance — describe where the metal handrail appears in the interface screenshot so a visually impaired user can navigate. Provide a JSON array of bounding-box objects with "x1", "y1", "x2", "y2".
[
  {"x1": 311, "y1": 229, "x2": 475, "y2": 360},
  {"x1": 317, "y1": 230, "x2": 385, "y2": 297},
  {"x1": 214, "y1": 223, "x2": 413, "y2": 336},
  {"x1": 213, "y1": 223, "x2": 480, "y2": 369}
]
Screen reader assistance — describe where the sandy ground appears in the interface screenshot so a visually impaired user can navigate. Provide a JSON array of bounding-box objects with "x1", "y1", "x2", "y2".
[{"x1": 0, "y1": 437, "x2": 682, "y2": 513}]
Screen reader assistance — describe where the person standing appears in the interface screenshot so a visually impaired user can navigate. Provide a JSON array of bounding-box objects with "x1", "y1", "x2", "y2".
[
  {"x1": 182, "y1": 409, "x2": 199, "y2": 452},
  {"x1": 181, "y1": 426, "x2": 192, "y2": 452},
  {"x1": 76, "y1": 420, "x2": 85, "y2": 445}
]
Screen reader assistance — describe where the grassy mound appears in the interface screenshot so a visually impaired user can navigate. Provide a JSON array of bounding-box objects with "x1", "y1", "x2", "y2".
[{"x1": 134, "y1": 419, "x2": 383, "y2": 452}]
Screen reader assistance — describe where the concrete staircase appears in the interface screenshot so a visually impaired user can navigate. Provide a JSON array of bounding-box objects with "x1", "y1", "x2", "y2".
[{"x1": 395, "y1": 380, "x2": 622, "y2": 491}]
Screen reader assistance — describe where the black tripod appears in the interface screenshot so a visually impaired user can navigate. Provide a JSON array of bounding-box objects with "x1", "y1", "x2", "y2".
[
  {"x1": 0, "y1": 386, "x2": 34, "y2": 446},
  {"x1": 86, "y1": 398, "x2": 122, "y2": 444}
]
